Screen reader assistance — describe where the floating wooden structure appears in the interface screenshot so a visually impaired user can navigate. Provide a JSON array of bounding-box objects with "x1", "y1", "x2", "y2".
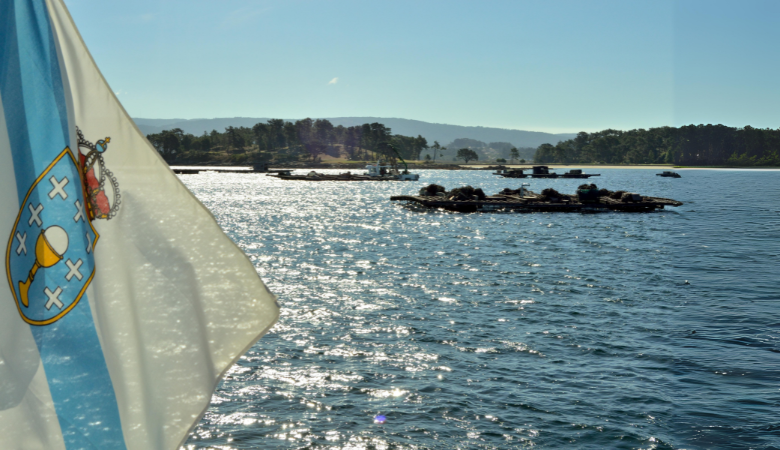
[
  {"x1": 267, "y1": 162, "x2": 420, "y2": 181},
  {"x1": 172, "y1": 163, "x2": 269, "y2": 175},
  {"x1": 173, "y1": 168, "x2": 254, "y2": 174},
  {"x1": 657, "y1": 171, "x2": 681, "y2": 178},
  {"x1": 391, "y1": 184, "x2": 682, "y2": 213},
  {"x1": 267, "y1": 170, "x2": 396, "y2": 181},
  {"x1": 462, "y1": 165, "x2": 508, "y2": 171},
  {"x1": 494, "y1": 166, "x2": 600, "y2": 179}
]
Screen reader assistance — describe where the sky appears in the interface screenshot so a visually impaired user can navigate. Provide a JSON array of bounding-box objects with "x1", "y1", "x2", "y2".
[{"x1": 64, "y1": 0, "x2": 780, "y2": 133}]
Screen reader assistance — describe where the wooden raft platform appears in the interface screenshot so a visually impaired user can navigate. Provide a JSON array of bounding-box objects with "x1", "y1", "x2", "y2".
[
  {"x1": 494, "y1": 166, "x2": 600, "y2": 179},
  {"x1": 270, "y1": 173, "x2": 398, "y2": 181},
  {"x1": 390, "y1": 194, "x2": 682, "y2": 213}
]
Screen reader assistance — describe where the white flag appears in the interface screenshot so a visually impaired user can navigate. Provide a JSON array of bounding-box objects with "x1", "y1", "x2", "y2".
[{"x1": 0, "y1": 1, "x2": 279, "y2": 449}]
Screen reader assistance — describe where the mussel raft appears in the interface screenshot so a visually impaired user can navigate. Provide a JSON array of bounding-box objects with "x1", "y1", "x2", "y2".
[{"x1": 390, "y1": 184, "x2": 683, "y2": 213}]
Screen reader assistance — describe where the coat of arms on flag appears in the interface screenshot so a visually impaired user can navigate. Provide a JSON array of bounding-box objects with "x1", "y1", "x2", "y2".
[
  {"x1": 5, "y1": 126, "x2": 120, "y2": 326},
  {"x1": 5, "y1": 147, "x2": 98, "y2": 325}
]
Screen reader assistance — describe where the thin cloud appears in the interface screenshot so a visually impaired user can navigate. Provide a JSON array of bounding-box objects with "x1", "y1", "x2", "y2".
[
  {"x1": 220, "y1": 6, "x2": 271, "y2": 28},
  {"x1": 328, "y1": 77, "x2": 339, "y2": 85}
]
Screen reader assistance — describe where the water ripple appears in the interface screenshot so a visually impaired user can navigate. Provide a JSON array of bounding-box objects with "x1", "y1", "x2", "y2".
[{"x1": 179, "y1": 169, "x2": 780, "y2": 449}]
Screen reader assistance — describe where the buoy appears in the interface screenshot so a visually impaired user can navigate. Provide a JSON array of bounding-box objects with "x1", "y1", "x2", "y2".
[{"x1": 374, "y1": 414, "x2": 386, "y2": 424}]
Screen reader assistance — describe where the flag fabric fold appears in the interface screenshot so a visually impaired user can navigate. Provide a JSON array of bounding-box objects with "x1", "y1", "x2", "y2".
[{"x1": 0, "y1": 1, "x2": 279, "y2": 449}]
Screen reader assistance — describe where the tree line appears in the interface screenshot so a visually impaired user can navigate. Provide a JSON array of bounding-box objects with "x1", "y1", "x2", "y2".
[
  {"x1": 421, "y1": 138, "x2": 535, "y2": 164},
  {"x1": 146, "y1": 118, "x2": 429, "y2": 164},
  {"x1": 534, "y1": 124, "x2": 780, "y2": 166}
]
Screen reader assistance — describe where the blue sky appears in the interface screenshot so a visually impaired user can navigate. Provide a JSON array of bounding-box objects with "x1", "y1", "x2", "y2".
[{"x1": 64, "y1": 0, "x2": 780, "y2": 133}]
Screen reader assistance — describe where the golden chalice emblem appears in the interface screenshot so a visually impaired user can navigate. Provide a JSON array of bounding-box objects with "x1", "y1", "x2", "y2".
[{"x1": 19, "y1": 226, "x2": 69, "y2": 308}]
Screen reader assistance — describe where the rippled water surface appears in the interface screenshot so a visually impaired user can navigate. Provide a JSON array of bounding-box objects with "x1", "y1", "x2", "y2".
[{"x1": 179, "y1": 169, "x2": 780, "y2": 449}]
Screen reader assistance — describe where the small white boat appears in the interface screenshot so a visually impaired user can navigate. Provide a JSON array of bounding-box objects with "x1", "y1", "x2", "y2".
[{"x1": 364, "y1": 161, "x2": 419, "y2": 181}]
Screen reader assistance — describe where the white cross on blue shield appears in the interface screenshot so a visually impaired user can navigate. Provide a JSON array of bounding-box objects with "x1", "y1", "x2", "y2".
[{"x1": 5, "y1": 148, "x2": 99, "y2": 326}]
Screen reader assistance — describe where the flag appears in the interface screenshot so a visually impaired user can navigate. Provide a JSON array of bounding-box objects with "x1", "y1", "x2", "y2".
[{"x1": 0, "y1": 1, "x2": 280, "y2": 448}]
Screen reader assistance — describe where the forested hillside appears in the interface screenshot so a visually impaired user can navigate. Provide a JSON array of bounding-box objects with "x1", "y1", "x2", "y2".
[
  {"x1": 135, "y1": 116, "x2": 576, "y2": 149},
  {"x1": 534, "y1": 125, "x2": 780, "y2": 166},
  {"x1": 145, "y1": 118, "x2": 429, "y2": 164}
]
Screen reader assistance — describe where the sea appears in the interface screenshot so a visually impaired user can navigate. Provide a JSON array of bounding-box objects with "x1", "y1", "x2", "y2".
[{"x1": 177, "y1": 168, "x2": 780, "y2": 450}]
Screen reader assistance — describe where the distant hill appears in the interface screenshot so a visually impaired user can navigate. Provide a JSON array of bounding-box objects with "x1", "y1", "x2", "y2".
[{"x1": 133, "y1": 117, "x2": 576, "y2": 150}]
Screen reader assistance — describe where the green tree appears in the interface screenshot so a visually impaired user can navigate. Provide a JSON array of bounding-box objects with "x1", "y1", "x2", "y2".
[
  {"x1": 534, "y1": 143, "x2": 555, "y2": 163},
  {"x1": 510, "y1": 147, "x2": 519, "y2": 162},
  {"x1": 314, "y1": 119, "x2": 335, "y2": 146},
  {"x1": 344, "y1": 127, "x2": 361, "y2": 160},
  {"x1": 198, "y1": 136, "x2": 211, "y2": 152},
  {"x1": 267, "y1": 119, "x2": 286, "y2": 150},
  {"x1": 252, "y1": 123, "x2": 269, "y2": 150},
  {"x1": 283, "y1": 122, "x2": 298, "y2": 152},
  {"x1": 181, "y1": 134, "x2": 193, "y2": 152},
  {"x1": 360, "y1": 123, "x2": 373, "y2": 156},
  {"x1": 457, "y1": 148, "x2": 479, "y2": 163},
  {"x1": 430, "y1": 141, "x2": 441, "y2": 163},
  {"x1": 225, "y1": 126, "x2": 245, "y2": 152},
  {"x1": 369, "y1": 122, "x2": 391, "y2": 157},
  {"x1": 333, "y1": 125, "x2": 347, "y2": 145},
  {"x1": 209, "y1": 129, "x2": 221, "y2": 148},
  {"x1": 413, "y1": 135, "x2": 428, "y2": 160},
  {"x1": 145, "y1": 129, "x2": 182, "y2": 161}
]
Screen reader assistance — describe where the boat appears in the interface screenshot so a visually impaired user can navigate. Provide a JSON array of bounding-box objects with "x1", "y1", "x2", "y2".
[
  {"x1": 364, "y1": 161, "x2": 419, "y2": 181},
  {"x1": 657, "y1": 171, "x2": 681, "y2": 178},
  {"x1": 378, "y1": 143, "x2": 420, "y2": 181}
]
